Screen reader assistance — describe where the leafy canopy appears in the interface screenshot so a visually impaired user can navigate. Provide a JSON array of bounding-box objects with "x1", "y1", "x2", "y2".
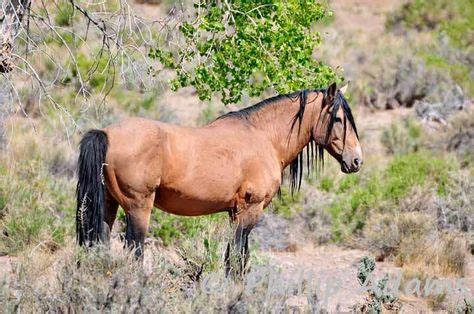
[{"x1": 149, "y1": 0, "x2": 338, "y2": 104}]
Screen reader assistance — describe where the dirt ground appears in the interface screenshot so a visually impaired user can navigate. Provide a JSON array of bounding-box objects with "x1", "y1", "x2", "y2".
[{"x1": 263, "y1": 243, "x2": 474, "y2": 312}]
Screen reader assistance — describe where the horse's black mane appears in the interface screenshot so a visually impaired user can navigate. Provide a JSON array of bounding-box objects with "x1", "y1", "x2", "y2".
[{"x1": 218, "y1": 87, "x2": 358, "y2": 195}]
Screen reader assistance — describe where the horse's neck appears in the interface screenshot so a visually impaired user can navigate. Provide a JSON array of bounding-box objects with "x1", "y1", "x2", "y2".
[{"x1": 251, "y1": 91, "x2": 323, "y2": 169}]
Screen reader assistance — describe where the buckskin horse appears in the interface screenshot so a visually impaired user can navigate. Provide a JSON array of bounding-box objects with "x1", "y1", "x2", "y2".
[{"x1": 76, "y1": 82, "x2": 362, "y2": 276}]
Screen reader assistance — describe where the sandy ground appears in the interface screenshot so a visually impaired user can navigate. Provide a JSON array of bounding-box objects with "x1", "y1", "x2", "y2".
[{"x1": 264, "y1": 244, "x2": 474, "y2": 312}]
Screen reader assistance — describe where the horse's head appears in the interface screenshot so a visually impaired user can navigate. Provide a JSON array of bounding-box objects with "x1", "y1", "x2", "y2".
[{"x1": 313, "y1": 83, "x2": 362, "y2": 173}]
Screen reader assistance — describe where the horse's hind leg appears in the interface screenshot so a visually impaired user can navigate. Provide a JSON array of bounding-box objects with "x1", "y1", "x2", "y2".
[
  {"x1": 100, "y1": 190, "x2": 119, "y2": 245},
  {"x1": 225, "y1": 201, "x2": 264, "y2": 279},
  {"x1": 124, "y1": 193, "x2": 155, "y2": 259}
]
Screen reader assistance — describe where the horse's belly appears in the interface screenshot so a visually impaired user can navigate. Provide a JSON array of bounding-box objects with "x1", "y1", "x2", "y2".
[{"x1": 154, "y1": 187, "x2": 232, "y2": 216}]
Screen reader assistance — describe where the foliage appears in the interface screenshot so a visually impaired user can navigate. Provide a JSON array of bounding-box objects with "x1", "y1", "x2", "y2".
[
  {"x1": 329, "y1": 152, "x2": 455, "y2": 241},
  {"x1": 150, "y1": 210, "x2": 226, "y2": 246},
  {"x1": 386, "y1": 0, "x2": 473, "y2": 49},
  {"x1": 67, "y1": 52, "x2": 115, "y2": 93},
  {"x1": 271, "y1": 187, "x2": 301, "y2": 219},
  {"x1": 386, "y1": 0, "x2": 474, "y2": 96},
  {"x1": 357, "y1": 255, "x2": 376, "y2": 285},
  {"x1": 0, "y1": 244, "x2": 327, "y2": 312},
  {"x1": 355, "y1": 256, "x2": 398, "y2": 313},
  {"x1": 0, "y1": 120, "x2": 76, "y2": 254},
  {"x1": 319, "y1": 176, "x2": 334, "y2": 192},
  {"x1": 149, "y1": 0, "x2": 338, "y2": 104},
  {"x1": 54, "y1": 1, "x2": 75, "y2": 27},
  {"x1": 0, "y1": 157, "x2": 75, "y2": 254},
  {"x1": 381, "y1": 118, "x2": 422, "y2": 155}
]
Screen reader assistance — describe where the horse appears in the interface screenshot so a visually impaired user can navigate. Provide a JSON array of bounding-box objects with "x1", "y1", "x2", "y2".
[{"x1": 76, "y1": 82, "x2": 362, "y2": 276}]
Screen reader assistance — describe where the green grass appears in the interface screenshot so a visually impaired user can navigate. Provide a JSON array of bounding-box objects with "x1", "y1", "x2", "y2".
[
  {"x1": 328, "y1": 151, "x2": 455, "y2": 241},
  {"x1": 319, "y1": 176, "x2": 334, "y2": 192},
  {"x1": 271, "y1": 187, "x2": 301, "y2": 219},
  {"x1": 150, "y1": 211, "x2": 226, "y2": 247},
  {"x1": 68, "y1": 52, "x2": 115, "y2": 92},
  {"x1": 55, "y1": 1, "x2": 75, "y2": 27},
  {"x1": 381, "y1": 118, "x2": 422, "y2": 155},
  {"x1": 0, "y1": 167, "x2": 74, "y2": 253},
  {"x1": 386, "y1": 0, "x2": 473, "y2": 47},
  {"x1": 387, "y1": 0, "x2": 474, "y2": 96},
  {"x1": 0, "y1": 136, "x2": 75, "y2": 254}
]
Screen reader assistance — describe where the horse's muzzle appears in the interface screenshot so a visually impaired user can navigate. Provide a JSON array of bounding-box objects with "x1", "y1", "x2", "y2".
[{"x1": 342, "y1": 157, "x2": 362, "y2": 173}]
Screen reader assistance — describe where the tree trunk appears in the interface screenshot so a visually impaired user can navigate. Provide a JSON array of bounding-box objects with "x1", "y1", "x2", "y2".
[{"x1": 1, "y1": 0, "x2": 31, "y2": 73}]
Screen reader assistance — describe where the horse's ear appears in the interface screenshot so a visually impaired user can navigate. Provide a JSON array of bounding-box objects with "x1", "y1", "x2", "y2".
[
  {"x1": 339, "y1": 82, "x2": 349, "y2": 95},
  {"x1": 327, "y1": 82, "x2": 337, "y2": 100}
]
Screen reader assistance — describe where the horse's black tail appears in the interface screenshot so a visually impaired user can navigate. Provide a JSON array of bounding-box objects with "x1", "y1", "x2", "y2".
[{"x1": 76, "y1": 129, "x2": 108, "y2": 246}]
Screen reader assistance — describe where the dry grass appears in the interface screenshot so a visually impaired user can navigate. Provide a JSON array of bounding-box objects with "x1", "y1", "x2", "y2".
[
  {"x1": 364, "y1": 211, "x2": 468, "y2": 277},
  {"x1": 0, "y1": 241, "x2": 326, "y2": 312}
]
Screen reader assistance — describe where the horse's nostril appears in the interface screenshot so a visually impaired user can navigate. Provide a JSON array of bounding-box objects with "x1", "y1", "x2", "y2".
[{"x1": 353, "y1": 158, "x2": 360, "y2": 167}]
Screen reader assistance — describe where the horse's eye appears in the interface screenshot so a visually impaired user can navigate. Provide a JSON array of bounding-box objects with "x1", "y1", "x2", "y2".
[{"x1": 334, "y1": 117, "x2": 343, "y2": 123}]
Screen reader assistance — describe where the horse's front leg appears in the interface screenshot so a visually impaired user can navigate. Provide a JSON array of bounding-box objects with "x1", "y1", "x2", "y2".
[{"x1": 225, "y1": 201, "x2": 264, "y2": 279}]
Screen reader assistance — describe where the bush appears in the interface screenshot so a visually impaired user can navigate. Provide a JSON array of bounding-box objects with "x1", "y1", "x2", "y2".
[
  {"x1": 364, "y1": 212, "x2": 467, "y2": 276},
  {"x1": 386, "y1": 0, "x2": 474, "y2": 97},
  {"x1": 319, "y1": 177, "x2": 334, "y2": 192},
  {"x1": 0, "y1": 164, "x2": 74, "y2": 254},
  {"x1": 55, "y1": 1, "x2": 75, "y2": 27},
  {"x1": 0, "y1": 244, "x2": 327, "y2": 312},
  {"x1": 68, "y1": 53, "x2": 115, "y2": 93},
  {"x1": 385, "y1": 152, "x2": 452, "y2": 198},
  {"x1": 0, "y1": 122, "x2": 75, "y2": 254},
  {"x1": 150, "y1": 211, "x2": 226, "y2": 247},
  {"x1": 381, "y1": 118, "x2": 422, "y2": 155},
  {"x1": 328, "y1": 151, "x2": 455, "y2": 240},
  {"x1": 271, "y1": 187, "x2": 301, "y2": 219},
  {"x1": 386, "y1": 0, "x2": 473, "y2": 49},
  {"x1": 445, "y1": 109, "x2": 474, "y2": 166}
]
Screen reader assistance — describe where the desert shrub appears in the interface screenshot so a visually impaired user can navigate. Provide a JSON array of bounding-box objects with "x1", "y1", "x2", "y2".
[
  {"x1": 337, "y1": 173, "x2": 360, "y2": 193},
  {"x1": 0, "y1": 247, "x2": 176, "y2": 311},
  {"x1": 364, "y1": 212, "x2": 467, "y2": 276},
  {"x1": 393, "y1": 212, "x2": 435, "y2": 266},
  {"x1": 386, "y1": 0, "x2": 473, "y2": 97},
  {"x1": 381, "y1": 118, "x2": 422, "y2": 155},
  {"x1": 55, "y1": 1, "x2": 75, "y2": 27},
  {"x1": 2, "y1": 207, "x2": 68, "y2": 253},
  {"x1": 197, "y1": 103, "x2": 225, "y2": 125},
  {"x1": 0, "y1": 164, "x2": 74, "y2": 254},
  {"x1": 385, "y1": 152, "x2": 453, "y2": 198},
  {"x1": 328, "y1": 152, "x2": 454, "y2": 240},
  {"x1": 66, "y1": 52, "x2": 115, "y2": 93},
  {"x1": 435, "y1": 171, "x2": 473, "y2": 234},
  {"x1": 150, "y1": 211, "x2": 227, "y2": 247},
  {"x1": 364, "y1": 213, "x2": 406, "y2": 260},
  {"x1": 445, "y1": 109, "x2": 474, "y2": 166},
  {"x1": 271, "y1": 187, "x2": 301, "y2": 219},
  {"x1": 0, "y1": 244, "x2": 327, "y2": 312},
  {"x1": 319, "y1": 176, "x2": 334, "y2": 192},
  {"x1": 370, "y1": 211, "x2": 435, "y2": 262},
  {"x1": 0, "y1": 122, "x2": 76, "y2": 254},
  {"x1": 386, "y1": 0, "x2": 473, "y2": 49},
  {"x1": 353, "y1": 256, "x2": 399, "y2": 313},
  {"x1": 113, "y1": 89, "x2": 176, "y2": 122}
]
